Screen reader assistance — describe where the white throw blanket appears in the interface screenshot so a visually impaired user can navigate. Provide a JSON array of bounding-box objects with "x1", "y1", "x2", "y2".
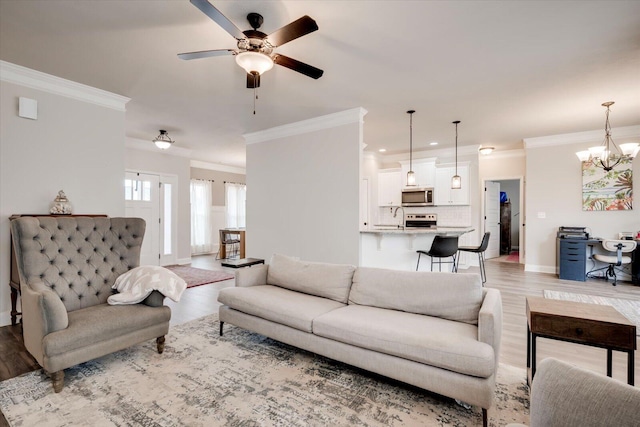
[{"x1": 108, "y1": 265, "x2": 187, "y2": 305}]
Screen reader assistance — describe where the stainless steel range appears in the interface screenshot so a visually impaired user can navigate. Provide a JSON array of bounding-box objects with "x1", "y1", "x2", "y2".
[{"x1": 405, "y1": 213, "x2": 437, "y2": 229}]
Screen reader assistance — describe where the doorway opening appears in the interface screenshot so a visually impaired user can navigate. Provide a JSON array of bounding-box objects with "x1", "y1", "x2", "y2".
[{"x1": 483, "y1": 177, "x2": 524, "y2": 264}]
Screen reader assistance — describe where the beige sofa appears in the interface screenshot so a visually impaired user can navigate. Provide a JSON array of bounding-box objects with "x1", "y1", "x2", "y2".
[{"x1": 218, "y1": 254, "x2": 502, "y2": 427}]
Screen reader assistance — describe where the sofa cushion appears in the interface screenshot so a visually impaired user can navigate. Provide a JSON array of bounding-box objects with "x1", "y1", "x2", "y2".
[
  {"x1": 313, "y1": 305, "x2": 495, "y2": 378},
  {"x1": 349, "y1": 267, "x2": 483, "y2": 325},
  {"x1": 218, "y1": 285, "x2": 345, "y2": 333},
  {"x1": 42, "y1": 303, "x2": 171, "y2": 356},
  {"x1": 266, "y1": 254, "x2": 356, "y2": 304}
]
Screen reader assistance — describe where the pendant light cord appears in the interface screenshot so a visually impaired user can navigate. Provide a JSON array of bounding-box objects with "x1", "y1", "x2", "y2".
[
  {"x1": 455, "y1": 121, "x2": 458, "y2": 175},
  {"x1": 409, "y1": 112, "x2": 413, "y2": 171}
]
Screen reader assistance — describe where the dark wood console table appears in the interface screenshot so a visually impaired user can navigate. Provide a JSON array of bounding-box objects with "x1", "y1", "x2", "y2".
[
  {"x1": 526, "y1": 296, "x2": 636, "y2": 386},
  {"x1": 8, "y1": 214, "x2": 107, "y2": 325}
]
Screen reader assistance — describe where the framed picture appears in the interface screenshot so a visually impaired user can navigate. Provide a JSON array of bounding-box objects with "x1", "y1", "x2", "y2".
[{"x1": 582, "y1": 157, "x2": 633, "y2": 211}]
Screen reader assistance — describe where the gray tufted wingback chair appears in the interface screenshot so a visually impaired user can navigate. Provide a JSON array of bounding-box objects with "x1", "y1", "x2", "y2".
[{"x1": 10, "y1": 216, "x2": 171, "y2": 392}]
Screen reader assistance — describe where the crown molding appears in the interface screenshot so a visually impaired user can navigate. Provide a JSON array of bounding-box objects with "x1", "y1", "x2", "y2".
[
  {"x1": 0, "y1": 60, "x2": 130, "y2": 111},
  {"x1": 480, "y1": 149, "x2": 525, "y2": 159},
  {"x1": 243, "y1": 107, "x2": 368, "y2": 144},
  {"x1": 190, "y1": 160, "x2": 246, "y2": 175},
  {"x1": 523, "y1": 125, "x2": 640, "y2": 149},
  {"x1": 381, "y1": 145, "x2": 479, "y2": 163}
]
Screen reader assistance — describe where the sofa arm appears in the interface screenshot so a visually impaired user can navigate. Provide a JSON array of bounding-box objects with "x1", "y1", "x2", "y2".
[
  {"x1": 235, "y1": 264, "x2": 268, "y2": 287},
  {"x1": 530, "y1": 358, "x2": 640, "y2": 427},
  {"x1": 21, "y1": 281, "x2": 69, "y2": 363},
  {"x1": 478, "y1": 288, "x2": 502, "y2": 365}
]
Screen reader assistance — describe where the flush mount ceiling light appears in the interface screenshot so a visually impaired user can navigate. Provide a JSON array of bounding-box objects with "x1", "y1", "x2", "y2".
[
  {"x1": 406, "y1": 110, "x2": 417, "y2": 186},
  {"x1": 378, "y1": 148, "x2": 387, "y2": 153},
  {"x1": 452, "y1": 120, "x2": 462, "y2": 189},
  {"x1": 153, "y1": 130, "x2": 175, "y2": 150},
  {"x1": 576, "y1": 102, "x2": 639, "y2": 171},
  {"x1": 479, "y1": 146, "x2": 495, "y2": 155}
]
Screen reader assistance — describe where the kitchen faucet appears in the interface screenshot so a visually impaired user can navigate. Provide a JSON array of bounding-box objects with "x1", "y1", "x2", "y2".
[{"x1": 393, "y1": 206, "x2": 405, "y2": 229}]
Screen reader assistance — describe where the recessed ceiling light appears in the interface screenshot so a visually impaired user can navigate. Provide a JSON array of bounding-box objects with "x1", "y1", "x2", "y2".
[
  {"x1": 430, "y1": 142, "x2": 438, "y2": 146},
  {"x1": 378, "y1": 148, "x2": 387, "y2": 152}
]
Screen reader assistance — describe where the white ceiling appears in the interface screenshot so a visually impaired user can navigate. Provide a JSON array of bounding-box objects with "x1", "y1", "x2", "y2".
[{"x1": 1, "y1": 0, "x2": 639, "y2": 168}]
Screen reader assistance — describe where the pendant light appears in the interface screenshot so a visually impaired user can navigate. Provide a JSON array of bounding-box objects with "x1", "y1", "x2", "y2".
[
  {"x1": 575, "y1": 102, "x2": 639, "y2": 171},
  {"x1": 451, "y1": 120, "x2": 462, "y2": 189},
  {"x1": 406, "y1": 110, "x2": 417, "y2": 186}
]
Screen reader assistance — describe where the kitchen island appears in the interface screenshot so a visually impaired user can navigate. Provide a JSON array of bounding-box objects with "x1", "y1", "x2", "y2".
[{"x1": 360, "y1": 226, "x2": 474, "y2": 272}]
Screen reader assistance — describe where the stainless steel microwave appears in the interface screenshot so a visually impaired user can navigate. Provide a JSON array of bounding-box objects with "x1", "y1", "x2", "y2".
[{"x1": 402, "y1": 187, "x2": 434, "y2": 206}]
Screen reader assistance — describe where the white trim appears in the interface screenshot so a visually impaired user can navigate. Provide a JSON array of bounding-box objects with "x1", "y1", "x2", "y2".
[
  {"x1": 524, "y1": 264, "x2": 556, "y2": 274},
  {"x1": 243, "y1": 107, "x2": 368, "y2": 144},
  {"x1": 177, "y1": 257, "x2": 192, "y2": 265},
  {"x1": 190, "y1": 160, "x2": 246, "y2": 175},
  {"x1": 382, "y1": 145, "x2": 479, "y2": 163},
  {"x1": 0, "y1": 311, "x2": 11, "y2": 327},
  {"x1": 0, "y1": 60, "x2": 130, "y2": 111},
  {"x1": 524, "y1": 125, "x2": 640, "y2": 149},
  {"x1": 481, "y1": 149, "x2": 526, "y2": 159}
]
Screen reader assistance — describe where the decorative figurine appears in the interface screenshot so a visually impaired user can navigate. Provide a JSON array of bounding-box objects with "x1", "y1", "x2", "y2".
[{"x1": 50, "y1": 190, "x2": 73, "y2": 215}]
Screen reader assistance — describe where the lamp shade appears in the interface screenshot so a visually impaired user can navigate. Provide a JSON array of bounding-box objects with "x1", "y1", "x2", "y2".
[
  {"x1": 478, "y1": 146, "x2": 494, "y2": 155},
  {"x1": 451, "y1": 174, "x2": 462, "y2": 189},
  {"x1": 407, "y1": 171, "x2": 416, "y2": 186},
  {"x1": 154, "y1": 140, "x2": 172, "y2": 150},
  {"x1": 235, "y1": 52, "x2": 274, "y2": 75}
]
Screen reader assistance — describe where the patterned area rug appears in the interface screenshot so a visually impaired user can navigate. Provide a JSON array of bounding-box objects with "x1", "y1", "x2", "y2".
[
  {"x1": 544, "y1": 290, "x2": 640, "y2": 336},
  {"x1": 0, "y1": 314, "x2": 530, "y2": 426},
  {"x1": 165, "y1": 265, "x2": 234, "y2": 288}
]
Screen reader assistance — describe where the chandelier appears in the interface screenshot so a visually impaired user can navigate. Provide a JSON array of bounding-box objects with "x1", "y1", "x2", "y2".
[{"x1": 576, "y1": 102, "x2": 639, "y2": 171}]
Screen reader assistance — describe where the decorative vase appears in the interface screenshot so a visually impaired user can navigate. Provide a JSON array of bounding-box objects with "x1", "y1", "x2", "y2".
[{"x1": 50, "y1": 190, "x2": 73, "y2": 215}]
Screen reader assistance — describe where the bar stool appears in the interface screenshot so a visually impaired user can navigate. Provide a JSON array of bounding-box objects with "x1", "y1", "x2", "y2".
[
  {"x1": 457, "y1": 232, "x2": 491, "y2": 284},
  {"x1": 416, "y1": 235, "x2": 459, "y2": 272},
  {"x1": 216, "y1": 230, "x2": 240, "y2": 260}
]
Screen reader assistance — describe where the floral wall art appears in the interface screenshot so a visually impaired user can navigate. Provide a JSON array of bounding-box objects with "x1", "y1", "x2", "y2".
[{"x1": 582, "y1": 157, "x2": 633, "y2": 211}]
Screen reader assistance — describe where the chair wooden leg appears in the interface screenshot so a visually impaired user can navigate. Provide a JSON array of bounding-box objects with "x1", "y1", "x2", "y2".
[
  {"x1": 49, "y1": 370, "x2": 64, "y2": 393},
  {"x1": 220, "y1": 321, "x2": 224, "y2": 336},
  {"x1": 156, "y1": 336, "x2": 166, "y2": 354},
  {"x1": 416, "y1": 253, "x2": 421, "y2": 271},
  {"x1": 482, "y1": 408, "x2": 488, "y2": 427}
]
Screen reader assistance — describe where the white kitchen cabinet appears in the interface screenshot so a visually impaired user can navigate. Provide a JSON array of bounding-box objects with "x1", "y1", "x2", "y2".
[
  {"x1": 435, "y1": 163, "x2": 470, "y2": 205},
  {"x1": 377, "y1": 169, "x2": 402, "y2": 206},
  {"x1": 399, "y1": 158, "x2": 436, "y2": 188}
]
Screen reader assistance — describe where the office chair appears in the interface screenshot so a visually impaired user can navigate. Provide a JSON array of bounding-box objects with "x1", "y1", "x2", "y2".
[
  {"x1": 416, "y1": 235, "x2": 459, "y2": 272},
  {"x1": 587, "y1": 239, "x2": 637, "y2": 286},
  {"x1": 457, "y1": 232, "x2": 491, "y2": 284}
]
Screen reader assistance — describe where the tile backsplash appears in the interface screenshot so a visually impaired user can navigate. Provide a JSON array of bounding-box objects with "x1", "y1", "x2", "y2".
[{"x1": 376, "y1": 205, "x2": 471, "y2": 227}]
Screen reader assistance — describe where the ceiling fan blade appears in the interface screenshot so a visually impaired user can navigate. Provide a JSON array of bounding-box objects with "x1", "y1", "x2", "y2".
[
  {"x1": 273, "y1": 54, "x2": 324, "y2": 79},
  {"x1": 177, "y1": 49, "x2": 235, "y2": 60},
  {"x1": 267, "y1": 15, "x2": 318, "y2": 47},
  {"x1": 247, "y1": 73, "x2": 261, "y2": 88},
  {"x1": 190, "y1": 0, "x2": 245, "y2": 40}
]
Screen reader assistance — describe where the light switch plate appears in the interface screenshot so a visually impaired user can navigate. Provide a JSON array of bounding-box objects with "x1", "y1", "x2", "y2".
[{"x1": 18, "y1": 97, "x2": 38, "y2": 120}]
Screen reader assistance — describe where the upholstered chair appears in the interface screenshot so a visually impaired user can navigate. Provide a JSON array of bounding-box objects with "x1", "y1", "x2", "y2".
[{"x1": 10, "y1": 216, "x2": 171, "y2": 392}]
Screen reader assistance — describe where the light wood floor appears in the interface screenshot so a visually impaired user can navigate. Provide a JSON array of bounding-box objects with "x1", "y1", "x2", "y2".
[{"x1": 1, "y1": 255, "x2": 638, "y2": 391}]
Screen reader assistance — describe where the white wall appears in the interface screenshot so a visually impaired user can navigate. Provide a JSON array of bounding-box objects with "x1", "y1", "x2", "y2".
[
  {"x1": 1, "y1": 68, "x2": 127, "y2": 325},
  {"x1": 525, "y1": 126, "x2": 639, "y2": 273},
  {"x1": 245, "y1": 108, "x2": 365, "y2": 265},
  {"x1": 125, "y1": 148, "x2": 191, "y2": 264}
]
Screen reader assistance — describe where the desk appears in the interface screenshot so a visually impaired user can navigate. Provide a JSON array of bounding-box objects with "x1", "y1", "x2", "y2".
[
  {"x1": 632, "y1": 240, "x2": 640, "y2": 285},
  {"x1": 526, "y1": 296, "x2": 636, "y2": 386},
  {"x1": 219, "y1": 229, "x2": 245, "y2": 259}
]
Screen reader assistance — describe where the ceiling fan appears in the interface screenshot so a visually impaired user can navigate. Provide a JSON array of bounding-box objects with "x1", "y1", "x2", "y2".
[{"x1": 178, "y1": 0, "x2": 324, "y2": 89}]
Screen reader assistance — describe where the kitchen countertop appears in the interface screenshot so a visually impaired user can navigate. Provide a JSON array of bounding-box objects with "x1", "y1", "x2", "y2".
[{"x1": 361, "y1": 226, "x2": 473, "y2": 235}]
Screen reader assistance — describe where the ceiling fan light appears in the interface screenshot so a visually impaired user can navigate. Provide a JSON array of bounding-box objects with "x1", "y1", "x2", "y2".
[
  {"x1": 478, "y1": 146, "x2": 495, "y2": 155},
  {"x1": 235, "y1": 51, "x2": 274, "y2": 75}
]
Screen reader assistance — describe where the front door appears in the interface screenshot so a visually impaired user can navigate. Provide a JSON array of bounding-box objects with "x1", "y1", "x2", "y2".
[{"x1": 125, "y1": 172, "x2": 160, "y2": 266}]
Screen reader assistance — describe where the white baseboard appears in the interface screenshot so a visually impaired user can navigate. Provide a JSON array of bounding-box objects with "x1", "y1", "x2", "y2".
[
  {"x1": 0, "y1": 311, "x2": 12, "y2": 327},
  {"x1": 524, "y1": 264, "x2": 556, "y2": 274},
  {"x1": 177, "y1": 258, "x2": 192, "y2": 265}
]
